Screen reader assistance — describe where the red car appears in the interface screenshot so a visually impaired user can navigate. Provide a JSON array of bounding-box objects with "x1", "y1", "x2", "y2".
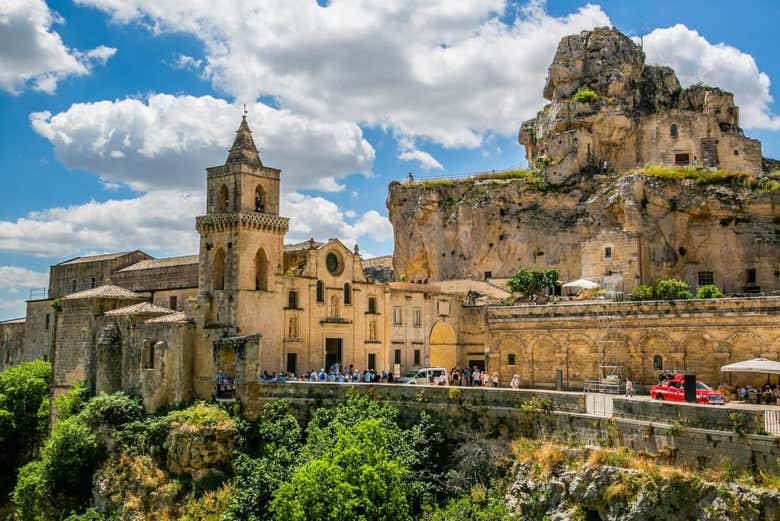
[{"x1": 650, "y1": 375, "x2": 725, "y2": 405}]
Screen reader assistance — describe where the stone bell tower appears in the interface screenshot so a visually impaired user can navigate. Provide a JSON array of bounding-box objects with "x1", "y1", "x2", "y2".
[{"x1": 195, "y1": 112, "x2": 289, "y2": 330}]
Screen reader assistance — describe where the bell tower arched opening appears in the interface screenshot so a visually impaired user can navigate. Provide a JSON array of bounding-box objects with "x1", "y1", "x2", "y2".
[{"x1": 255, "y1": 248, "x2": 268, "y2": 291}]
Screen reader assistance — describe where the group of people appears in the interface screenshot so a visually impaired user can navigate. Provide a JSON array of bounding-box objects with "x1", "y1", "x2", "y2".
[
  {"x1": 260, "y1": 364, "x2": 394, "y2": 384},
  {"x1": 738, "y1": 383, "x2": 778, "y2": 405},
  {"x1": 215, "y1": 370, "x2": 236, "y2": 398},
  {"x1": 443, "y1": 367, "x2": 503, "y2": 388}
]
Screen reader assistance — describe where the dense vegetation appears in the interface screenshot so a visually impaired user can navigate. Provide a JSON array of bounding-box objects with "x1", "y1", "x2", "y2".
[
  {"x1": 507, "y1": 268, "x2": 560, "y2": 301},
  {"x1": 631, "y1": 278, "x2": 724, "y2": 301},
  {"x1": 0, "y1": 362, "x2": 516, "y2": 520}
]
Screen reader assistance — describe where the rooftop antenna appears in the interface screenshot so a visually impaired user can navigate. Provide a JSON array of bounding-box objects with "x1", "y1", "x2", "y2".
[{"x1": 243, "y1": 104, "x2": 247, "y2": 117}]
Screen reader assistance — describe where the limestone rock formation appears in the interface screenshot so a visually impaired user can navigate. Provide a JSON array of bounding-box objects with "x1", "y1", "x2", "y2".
[
  {"x1": 388, "y1": 26, "x2": 780, "y2": 294},
  {"x1": 519, "y1": 27, "x2": 763, "y2": 183},
  {"x1": 387, "y1": 174, "x2": 780, "y2": 294},
  {"x1": 166, "y1": 414, "x2": 236, "y2": 480},
  {"x1": 506, "y1": 459, "x2": 780, "y2": 520}
]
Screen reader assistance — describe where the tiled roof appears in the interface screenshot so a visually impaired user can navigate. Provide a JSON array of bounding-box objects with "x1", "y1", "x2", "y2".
[
  {"x1": 0, "y1": 318, "x2": 25, "y2": 325},
  {"x1": 58, "y1": 251, "x2": 137, "y2": 265},
  {"x1": 116, "y1": 255, "x2": 198, "y2": 272},
  {"x1": 104, "y1": 302, "x2": 176, "y2": 316},
  {"x1": 144, "y1": 311, "x2": 189, "y2": 324},
  {"x1": 284, "y1": 240, "x2": 324, "y2": 253},
  {"x1": 62, "y1": 284, "x2": 142, "y2": 300}
]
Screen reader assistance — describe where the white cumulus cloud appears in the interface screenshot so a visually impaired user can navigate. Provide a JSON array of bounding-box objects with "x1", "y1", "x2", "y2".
[
  {"x1": 0, "y1": 266, "x2": 49, "y2": 292},
  {"x1": 0, "y1": 0, "x2": 115, "y2": 94},
  {"x1": 74, "y1": 0, "x2": 610, "y2": 148},
  {"x1": 640, "y1": 24, "x2": 780, "y2": 130},
  {"x1": 30, "y1": 95, "x2": 375, "y2": 192}
]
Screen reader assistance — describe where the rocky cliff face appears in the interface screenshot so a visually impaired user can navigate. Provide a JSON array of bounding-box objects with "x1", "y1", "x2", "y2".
[{"x1": 387, "y1": 173, "x2": 780, "y2": 293}]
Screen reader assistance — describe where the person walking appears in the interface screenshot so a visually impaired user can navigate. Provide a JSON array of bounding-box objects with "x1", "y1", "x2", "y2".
[
  {"x1": 625, "y1": 378, "x2": 634, "y2": 399},
  {"x1": 510, "y1": 374, "x2": 520, "y2": 389},
  {"x1": 491, "y1": 372, "x2": 499, "y2": 388}
]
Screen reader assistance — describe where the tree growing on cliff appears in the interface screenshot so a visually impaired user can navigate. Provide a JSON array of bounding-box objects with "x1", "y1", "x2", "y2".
[{"x1": 507, "y1": 268, "x2": 560, "y2": 301}]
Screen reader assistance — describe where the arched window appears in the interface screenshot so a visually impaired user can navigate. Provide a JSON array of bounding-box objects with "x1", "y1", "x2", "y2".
[
  {"x1": 316, "y1": 280, "x2": 324, "y2": 303},
  {"x1": 670, "y1": 124, "x2": 678, "y2": 138},
  {"x1": 343, "y1": 282, "x2": 351, "y2": 305},
  {"x1": 213, "y1": 248, "x2": 226, "y2": 290},
  {"x1": 255, "y1": 185, "x2": 265, "y2": 213},
  {"x1": 255, "y1": 248, "x2": 268, "y2": 291},
  {"x1": 218, "y1": 184, "x2": 229, "y2": 212},
  {"x1": 653, "y1": 354, "x2": 663, "y2": 371}
]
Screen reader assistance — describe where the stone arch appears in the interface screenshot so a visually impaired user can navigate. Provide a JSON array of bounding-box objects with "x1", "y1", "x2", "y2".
[
  {"x1": 726, "y1": 331, "x2": 767, "y2": 386},
  {"x1": 255, "y1": 248, "x2": 268, "y2": 291},
  {"x1": 254, "y1": 184, "x2": 265, "y2": 212},
  {"x1": 494, "y1": 334, "x2": 525, "y2": 385},
  {"x1": 638, "y1": 332, "x2": 679, "y2": 385},
  {"x1": 213, "y1": 247, "x2": 226, "y2": 291},
  {"x1": 681, "y1": 332, "x2": 718, "y2": 385},
  {"x1": 566, "y1": 333, "x2": 596, "y2": 390},
  {"x1": 529, "y1": 335, "x2": 560, "y2": 388},
  {"x1": 218, "y1": 184, "x2": 229, "y2": 212},
  {"x1": 429, "y1": 320, "x2": 457, "y2": 370}
]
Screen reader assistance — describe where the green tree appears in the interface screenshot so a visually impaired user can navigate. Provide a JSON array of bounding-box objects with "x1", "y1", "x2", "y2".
[
  {"x1": 655, "y1": 279, "x2": 693, "y2": 300},
  {"x1": 571, "y1": 87, "x2": 599, "y2": 103},
  {"x1": 507, "y1": 268, "x2": 559, "y2": 300},
  {"x1": 0, "y1": 360, "x2": 51, "y2": 495},
  {"x1": 696, "y1": 284, "x2": 723, "y2": 299},
  {"x1": 270, "y1": 419, "x2": 414, "y2": 521}
]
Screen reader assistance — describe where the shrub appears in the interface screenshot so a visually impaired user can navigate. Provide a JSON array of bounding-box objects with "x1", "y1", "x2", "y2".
[
  {"x1": 53, "y1": 381, "x2": 89, "y2": 421},
  {"x1": 632, "y1": 285, "x2": 655, "y2": 300},
  {"x1": 696, "y1": 284, "x2": 723, "y2": 299},
  {"x1": 571, "y1": 88, "x2": 599, "y2": 103},
  {"x1": 79, "y1": 392, "x2": 144, "y2": 430},
  {"x1": 167, "y1": 401, "x2": 233, "y2": 430},
  {"x1": 655, "y1": 279, "x2": 693, "y2": 300}
]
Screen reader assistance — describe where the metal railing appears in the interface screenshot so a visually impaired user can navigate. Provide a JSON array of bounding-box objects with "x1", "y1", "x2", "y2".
[{"x1": 28, "y1": 288, "x2": 48, "y2": 300}]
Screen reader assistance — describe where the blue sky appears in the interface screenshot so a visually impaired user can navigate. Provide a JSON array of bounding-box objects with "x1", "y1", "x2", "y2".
[{"x1": 1, "y1": 0, "x2": 780, "y2": 319}]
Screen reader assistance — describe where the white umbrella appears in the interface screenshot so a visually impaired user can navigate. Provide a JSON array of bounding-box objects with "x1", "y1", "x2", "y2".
[
  {"x1": 720, "y1": 358, "x2": 780, "y2": 374},
  {"x1": 562, "y1": 278, "x2": 601, "y2": 290}
]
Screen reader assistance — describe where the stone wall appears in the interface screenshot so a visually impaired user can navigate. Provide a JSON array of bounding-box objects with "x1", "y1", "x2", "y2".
[
  {"x1": 0, "y1": 319, "x2": 26, "y2": 370},
  {"x1": 241, "y1": 382, "x2": 780, "y2": 472},
  {"x1": 23, "y1": 299, "x2": 55, "y2": 364}
]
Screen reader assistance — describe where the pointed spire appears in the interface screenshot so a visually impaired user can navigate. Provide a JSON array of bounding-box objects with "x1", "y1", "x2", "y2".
[{"x1": 226, "y1": 109, "x2": 262, "y2": 166}]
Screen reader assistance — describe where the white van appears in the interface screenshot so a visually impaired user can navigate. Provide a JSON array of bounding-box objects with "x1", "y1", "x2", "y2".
[{"x1": 403, "y1": 367, "x2": 448, "y2": 385}]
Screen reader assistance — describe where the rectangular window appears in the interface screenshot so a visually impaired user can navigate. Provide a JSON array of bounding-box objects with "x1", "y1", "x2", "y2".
[
  {"x1": 368, "y1": 297, "x2": 376, "y2": 314},
  {"x1": 288, "y1": 291, "x2": 298, "y2": 309},
  {"x1": 484, "y1": 271, "x2": 492, "y2": 280},
  {"x1": 393, "y1": 307, "x2": 402, "y2": 326},
  {"x1": 507, "y1": 353, "x2": 516, "y2": 366},
  {"x1": 747, "y1": 268, "x2": 757, "y2": 284},
  {"x1": 71, "y1": 279, "x2": 77, "y2": 293},
  {"x1": 604, "y1": 246, "x2": 612, "y2": 258},
  {"x1": 368, "y1": 353, "x2": 376, "y2": 371},
  {"x1": 45, "y1": 314, "x2": 50, "y2": 331},
  {"x1": 697, "y1": 271, "x2": 714, "y2": 286},
  {"x1": 414, "y1": 349, "x2": 421, "y2": 365},
  {"x1": 394, "y1": 349, "x2": 401, "y2": 364},
  {"x1": 675, "y1": 153, "x2": 690, "y2": 166},
  {"x1": 169, "y1": 296, "x2": 178, "y2": 310},
  {"x1": 90, "y1": 277, "x2": 96, "y2": 289},
  {"x1": 413, "y1": 308, "x2": 422, "y2": 327}
]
